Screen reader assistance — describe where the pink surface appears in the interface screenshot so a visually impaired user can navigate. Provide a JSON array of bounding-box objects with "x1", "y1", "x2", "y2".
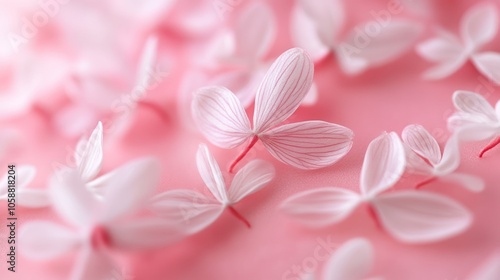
[{"x1": 1, "y1": 0, "x2": 500, "y2": 279}]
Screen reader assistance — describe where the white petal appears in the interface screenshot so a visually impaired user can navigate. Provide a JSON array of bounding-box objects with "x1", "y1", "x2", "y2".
[
  {"x1": 100, "y1": 157, "x2": 161, "y2": 222},
  {"x1": 18, "y1": 189, "x2": 51, "y2": 208},
  {"x1": 260, "y1": 121, "x2": 354, "y2": 170},
  {"x1": 296, "y1": 0, "x2": 345, "y2": 47},
  {"x1": 20, "y1": 221, "x2": 80, "y2": 260},
  {"x1": 149, "y1": 190, "x2": 224, "y2": 235},
  {"x1": 135, "y1": 35, "x2": 158, "y2": 89},
  {"x1": 452, "y1": 91, "x2": 498, "y2": 122},
  {"x1": 460, "y1": 2, "x2": 499, "y2": 49},
  {"x1": 228, "y1": 160, "x2": 275, "y2": 204},
  {"x1": 360, "y1": 132, "x2": 406, "y2": 197},
  {"x1": 339, "y1": 20, "x2": 422, "y2": 74},
  {"x1": 472, "y1": 52, "x2": 500, "y2": 85},
  {"x1": 324, "y1": 238, "x2": 374, "y2": 280},
  {"x1": 280, "y1": 188, "x2": 361, "y2": 227},
  {"x1": 416, "y1": 30, "x2": 463, "y2": 62},
  {"x1": 439, "y1": 173, "x2": 485, "y2": 192},
  {"x1": 421, "y1": 55, "x2": 469, "y2": 80},
  {"x1": 209, "y1": 69, "x2": 264, "y2": 108},
  {"x1": 192, "y1": 86, "x2": 252, "y2": 149},
  {"x1": 77, "y1": 122, "x2": 104, "y2": 182},
  {"x1": 108, "y1": 218, "x2": 184, "y2": 249},
  {"x1": 402, "y1": 124, "x2": 442, "y2": 165},
  {"x1": 290, "y1": 4, "x2": 330, "y2": 62},
  {"x1": 253, "y1": 48, "x2": 314, "y2": 133},
  {"x1": 196, "y1": 144, "x2": 228, "y2": 203},
  {"x1": 453, "y1": 123, "x2": 500, "y2": 142},
  {"x1": 70, "y1": 247, "x2": 115, "y2": 280},
  {"x1": 434, "y1": 134, "x2": 460, "y2": 174},
  {"x1": 372, "y1": 191, "x2": 472, "y2": 243},
  {"x1": 233, "y1": 2, "x2": 275, "y2": 60},
  {"x1": 468, "y1": 253, "x2": 500, "y2": 280},
  {"x1": 49, "y1": 170, "x2": 98, "y2": 227},
  {"x1": 14, "y1": 165, "x2": 37, "y2": 189}
]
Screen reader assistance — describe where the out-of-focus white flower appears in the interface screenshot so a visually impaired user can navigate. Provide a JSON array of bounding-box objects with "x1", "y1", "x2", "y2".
[
  {"x1": 291, "y1": 0, "x2": 422, "y2": 75},
  {"x1": 447, "y1": 91, "x2": 500, "y2": 157},
  {"x1": 281, "y1": 132, "x2": 472, "y2": 244},
  {"x1": 20, "y1": 157, "x2": 182, "y2": 279},
  {"x1": 0, "y1": 165, "x2": 50, "y2": 208},
  {"x1": 417, "y1": 3, "x2": 500, "y2": 83}
]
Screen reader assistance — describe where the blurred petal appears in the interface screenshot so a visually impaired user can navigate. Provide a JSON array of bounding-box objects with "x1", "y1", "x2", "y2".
[
  {"x1": 77, "y1": 122, "x2": 103, "y2": 182},
  {"x1": 18, "y1": 189, "x2": 50, "y2": 208},
  {"x1": 372, "y1": 191, "x2": 472, "y2": 243},
  {"x1": 100, "y1": 157, "x2": 161, "y2": 222},
  {"x1": 233, "y1": 2, "x2": 276, "y2": 60},
  {"x1": 469, "y1": 253, "x2": 500, "y2": 280},
  {"x1": 109, "y1": 218, "x2": 184, "y2": 249},
  {"x1": 290, "y1": 4, "x2": 330, "y2": 61},
  {"x1": 260, "y1": 121, "x2": 353, "y2": 169},
  {"x1": 460, "y1": 2, "x2": 499, "y2": 49},
  {"x1": 296, "y1": 0, "x2": 345, "y2": 47},
  {"x1": 50, "y1": 170, "x2": 98, "y2": 227},
  {"x1": 324, "y1": 238, "x2": 374, "y2": 280},
  {"x1": 471, "y1": 52, "x2": 500, "y2": 85},
  {"x1": 149, "y1": 190, "x2": 224, "y2": 235},
  {"x1": 340, "y1": 20, "x2": 422, "y2": 74},
  {"x1": 280, "y1": 187, "x2": 360, "y2": 227},
  {"x1": 70, "y1": 247, "x2": 115, "y2": 280},
  {"x1": 20, "y1": 221, "x2": 80, "y2": 260},
  {"x1": 439, "y1": 173, "x2": 485, "y2": 192}
]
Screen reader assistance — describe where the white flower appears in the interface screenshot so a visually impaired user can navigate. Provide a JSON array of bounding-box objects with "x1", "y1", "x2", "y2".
[
  {"x1": 402, "y1": 124, "x2": 484, "y2": 191},
  {"x1": 192, "y1": 48, "x2": 353, "y2": 172},
  {"x1": 149, "y1": 144, "x2": 275, "y2": 234},
  {"x1": 417, "y1": 3, "x2": 500, "y2": 83},
  {"x1": 447, "y1": 91, "x2": 500, "y2": 157},
  {"x1": 281, "y1": 132, "x2": 472, "y2": 243}
]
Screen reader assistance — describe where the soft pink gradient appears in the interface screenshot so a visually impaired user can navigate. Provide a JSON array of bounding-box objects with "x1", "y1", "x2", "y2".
[{"x1": 1, "y1": 0, "x2": 500, "y2": 279}]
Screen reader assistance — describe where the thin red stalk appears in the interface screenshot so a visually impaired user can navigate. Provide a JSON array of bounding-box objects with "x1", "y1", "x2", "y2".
[
  {"x1": 367, "y1": 204, "x2": 382, "y2": 230},
  {"x1": 32, "y1": 104, "x2": 51, "y2": 121},
  {"x1": 229, "y1": 135, "x2": 258, "y2": 173},
  {"x1": 228, "y1": 206, "x2": 251, "y2": 228},
  {"x1": 416, "y1": 176, "x2": 437, "y2": 189},
  {"x1": 479, "y1": 136, "x2": 500, "y2": 158},
  {"x1": 137, "y1": 100, "x2": 169, "y2": 123}
]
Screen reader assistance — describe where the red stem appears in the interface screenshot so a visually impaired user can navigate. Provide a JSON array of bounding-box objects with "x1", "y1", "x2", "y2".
[
  {"x1": 479, "y1": 136, "x2": 500, "y2": 158},
  {"x1": 229, "y1": 135, "x2": 258, "y2": 173},
  {"x1": 228, "y1": 206, "x2": 251, "y2": 228},
  {"x1": 137, "y1": 100, "x2": 169, "y2": 123},
  {"x1": 416, "y1": 176, "x2": 437, "y2": 189},
  {"x1": 32, "y1": 104, "x2": 51, "y2": 121},
  {"x1": 367, "y1": 204, "x2": 382, "y2": 230}
]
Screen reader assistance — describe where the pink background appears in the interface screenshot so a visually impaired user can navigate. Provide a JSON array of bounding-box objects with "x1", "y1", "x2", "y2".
[{"x1": 1, "y1": 0, "x2": 500, "y2": 279}]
